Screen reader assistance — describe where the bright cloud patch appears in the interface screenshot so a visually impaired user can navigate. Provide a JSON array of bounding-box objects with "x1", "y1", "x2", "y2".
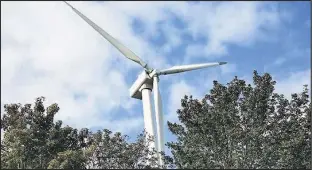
[
  {"x1": 275, "y1": 69, "x2": 311, "y2": 100},
  {"x1": 1, "y1": 1, "x2": 310, "y2": 138},
  {"x1": 166, "y1": 80, "x2": 201, "y2": 123}
]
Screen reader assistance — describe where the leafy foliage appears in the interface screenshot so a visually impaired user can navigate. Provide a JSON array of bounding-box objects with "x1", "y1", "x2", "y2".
[
  {"x1": 47, "y1": 150, "x2": 86, "y2": 169},
  {"x1": 1, "y1": 71, "x2": 310, "y2": 169},
  {"x1": 1, "y1": 97, "x2": 164, "y2": 169},
  {"x1": 86, "y1": 129, "x2": 161, "y2": 169},
  {"x1": 166, "y1": 71, "x2": 311, "y2": 169}
]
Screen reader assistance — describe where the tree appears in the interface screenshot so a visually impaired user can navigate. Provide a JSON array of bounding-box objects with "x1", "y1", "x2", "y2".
[
  {"x1": 0, "y1": 97, "x2": 82, "y2": 169},
  {"x1": 47, "y1": 150, "x2": 87, "y2": 169},
  {"x1": 166, "y1": 71, "x2": 311, "y2": 169},
  {"x1": 85, "y1": 129, "x2": 168, "y2": 169},
  {"x1": 1, "y1": 97, "x2": 168, "y2": 169}
]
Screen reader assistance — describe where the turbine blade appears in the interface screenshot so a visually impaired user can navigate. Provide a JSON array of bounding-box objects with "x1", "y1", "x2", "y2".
[
  {"x1": 157, "y1": 62, "x2": 227, "y2": 75},
  {"x1": 153, "y1": 76, "x2": 164, "y2": 166},
  {"x1": 63, "y1": 1, "x2": 152, "y2": 72}
]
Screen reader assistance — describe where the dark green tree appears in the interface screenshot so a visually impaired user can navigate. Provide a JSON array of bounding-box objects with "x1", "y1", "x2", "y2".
[
  {"x1": 86, "y1": 129, "x2": 169, "y2": 169},
  {"x1": 0, "y1": 97, "x2": 83, "y2": 169},
  {"x1": 166, "y1": 71, "x2": 311, "y2": 169},
  {"x1": 1, "y1": 97, "x2": 169, "y2": 169},
  {"x1": 47, "y1": 150, "x2": 87, "y2": 169}
]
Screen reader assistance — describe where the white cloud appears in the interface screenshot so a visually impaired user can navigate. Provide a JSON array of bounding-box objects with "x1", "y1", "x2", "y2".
[
  {"x1": 274, "y1": 69, "x2": 311, "y2": 100},
  {"x1": 181, "y1": 2, "x2": 284, "y2": 59},
  {"x1": 164, "y1": 67, "x2": 223, "y2": 126},
  {"x1": 1, "y1": 1, "x2": 166, "y2": 132},
  {"x1": 273, "y1": 57, "x2": 287, "y2": 66},
  {"x1": 1, "y1": 1, "x2": 288, "y2": 135},
  {"x1": 220, "y1": 63, "x2": 237, "y2": 75},
  {"x1": 239, "y1": 69, "x2": 310, "y2": 100},
  {"x1": 166, "y1": 80, "x2": 200, "y2": 123},
  {"x1": 185, "y1": 44, "x2": 206, "y2": 58},
  {"x1": 160, "y1": 21, "x2": 184, "y2": 54},
  {"x1": 238, "y1": 75, "x2": 254, "y2": 86}
]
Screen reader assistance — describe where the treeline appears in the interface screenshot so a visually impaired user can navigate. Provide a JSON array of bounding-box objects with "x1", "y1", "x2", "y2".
[{"x1": 1, "y1": 71, "x2": 311, "y2": 169}]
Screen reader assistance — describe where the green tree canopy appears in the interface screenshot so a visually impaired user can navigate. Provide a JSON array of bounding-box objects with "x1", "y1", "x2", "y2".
[
  {"x1": 1, "y1": 97, "x2": 165, "y2": 169},
  {"x1": 166, "y1": 71, "x2": 311, "y2": 169},
  {"x1": 1, "y1": 71, "x2": 310, "y2": 169}
]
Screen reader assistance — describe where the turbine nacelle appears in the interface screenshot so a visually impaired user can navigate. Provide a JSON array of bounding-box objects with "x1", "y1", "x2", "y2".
[
  {"x1": 129, "y1": 70, "x2": 154, "y2": 100},
  {"x1": 129, "y1": 62, "x2": 227, "y2": 100}
]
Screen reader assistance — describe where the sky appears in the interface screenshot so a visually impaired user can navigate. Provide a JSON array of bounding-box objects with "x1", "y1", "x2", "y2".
[{"x1": 1, "y1": 1, "x2": 311, "y2": 152}]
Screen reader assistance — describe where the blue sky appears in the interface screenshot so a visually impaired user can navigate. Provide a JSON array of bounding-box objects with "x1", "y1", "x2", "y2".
[{"x1": 1, "y1": 1, "x2": 310, "y2": 151}]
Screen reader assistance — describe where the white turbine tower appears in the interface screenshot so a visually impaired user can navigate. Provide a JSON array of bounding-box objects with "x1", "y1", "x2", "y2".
[{"x1": 64, "y1": 2, "x2": 227, "y2": 167}]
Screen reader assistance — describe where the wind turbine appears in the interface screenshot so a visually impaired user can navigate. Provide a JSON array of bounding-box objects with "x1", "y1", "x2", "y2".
[{"x1": 64, "y1": 1, "x2": 227, "y2": 167}]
